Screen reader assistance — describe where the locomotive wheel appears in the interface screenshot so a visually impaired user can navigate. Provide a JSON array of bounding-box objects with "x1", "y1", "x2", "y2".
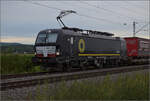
[
  {"x1": 96, "y1": 62, "x2": 104, "y2": 69},
  {"x1": 80, "y1": 63, "x2": 86, "y2": 70},
  {"x1": 63, "y1": 64, "x2": 72, "y2": 72},
  {"x1": 99, "y1": 63, "x2": 104, "y2": 68},
  {"x1": 94, "y1": 59, "x2": 103, "y2": 69},
  {"x1": 96, "y1": 62, "x2": 100, "y2": 67},
  {"x1": 80, "y1": 66, "x2": 86, "y2": 71},
  {"x1": 66, "y1": 66, "x2": 72, "y2": 72},
  {"x1": 57, "y1": 63, "x2": 64, "y2": 72}
]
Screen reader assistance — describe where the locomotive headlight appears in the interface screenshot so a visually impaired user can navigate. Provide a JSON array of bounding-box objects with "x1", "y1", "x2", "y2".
[
  {"x1": 56, "y1": 52, "x2": 60, "y2": 55},
  {"x1": 48, "y1": 30, "x2": 51, "y2": 33}
]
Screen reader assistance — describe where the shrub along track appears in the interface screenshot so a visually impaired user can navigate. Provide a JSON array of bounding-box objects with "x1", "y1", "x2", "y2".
[{"x1": 1, "y1": 65, "x2": 149, "y2": 91}]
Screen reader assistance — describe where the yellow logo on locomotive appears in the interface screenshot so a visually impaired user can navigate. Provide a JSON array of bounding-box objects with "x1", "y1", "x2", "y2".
[{"x1": 78, "y1": 39, "x2": 85, "y2": 53}]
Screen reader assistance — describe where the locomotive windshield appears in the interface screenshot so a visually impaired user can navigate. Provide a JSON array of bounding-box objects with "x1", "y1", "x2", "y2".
[
  {"x1": 36, "y1": 33, "x2": 58, "y2": 44},
  {"x1": 46, "y1": 33, "x2": 58, "y2": 43},
  {"x1": 36, "y1": 33, "x2": 46, "y2": 43}
]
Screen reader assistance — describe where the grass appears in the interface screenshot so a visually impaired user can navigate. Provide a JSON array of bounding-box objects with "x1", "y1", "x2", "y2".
[
  {"x1": 29, "y1": 72, "x2": 149, "y2": 100},
  {"x1": 1, "y1": 54, "x2": 149, "y2": 100},
  {"x1": 0, "y1": 53, "x2": 43, "y2": 74}
]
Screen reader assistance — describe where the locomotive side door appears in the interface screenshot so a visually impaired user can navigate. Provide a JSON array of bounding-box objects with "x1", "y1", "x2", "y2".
[
  {"x1": 70, "y1": 37, "x2": 74, "y2": 57},
  {"x1": 64, "y1": 36, "x2": 74, "y2": 57}
]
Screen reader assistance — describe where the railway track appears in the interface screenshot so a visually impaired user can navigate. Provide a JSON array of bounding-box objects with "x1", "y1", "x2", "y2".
[
  {"x1": 1, "y1": 65, "x2": 149, "y2": 91},
  {"x1": 1, "y1": 69, "x2": 81, "y2": 82},
  {"x1": 1, "y1": 72, "x2": 51, "y2": 80},
  {"x1": 1, "y1": 64, "x2": 146, "y2": 80}
]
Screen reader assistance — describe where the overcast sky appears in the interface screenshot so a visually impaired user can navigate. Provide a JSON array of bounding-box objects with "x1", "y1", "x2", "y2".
[{"x1": 1, "y1": 0, "x2": 149, "y2": 44}]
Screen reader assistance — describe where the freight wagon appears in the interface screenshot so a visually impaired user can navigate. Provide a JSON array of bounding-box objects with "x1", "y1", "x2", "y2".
[
  {"x1": 124, "y1": 37, "x2": 150, "y2": 57},
  {"x1": 124, "y1": 37, "x2": 150, "y2": 64}
]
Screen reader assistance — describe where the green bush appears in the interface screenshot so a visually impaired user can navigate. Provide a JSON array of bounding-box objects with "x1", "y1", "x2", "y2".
[{"x1": 0, "y1": 54, "x2": 42, "y2": 74}]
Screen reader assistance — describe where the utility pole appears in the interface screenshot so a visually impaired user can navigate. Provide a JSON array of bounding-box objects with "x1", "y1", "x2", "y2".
[
  {"x1": 124, "y1": 21, "x2": 149, "y2": 37},
  {"x1": 133, "y1": 21, "x2": 136, "y2": 37}
]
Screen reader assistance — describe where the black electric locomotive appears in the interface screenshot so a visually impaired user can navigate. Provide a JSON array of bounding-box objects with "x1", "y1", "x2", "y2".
[
  {"x1": 32, "y1": 10, "x2": 127, "y2": 71},
  {"x1": 32, "y1": 27, "x2": 127, "y2": 71}
]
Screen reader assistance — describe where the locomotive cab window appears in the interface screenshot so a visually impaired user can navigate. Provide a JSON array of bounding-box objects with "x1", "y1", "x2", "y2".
[
  {"x1": 36, "y1": 33, "x2": 46, "y2": 44},
  {"x1": 36, "y1": 33, "x2": 58, "y2": 44},
  {"x1": 46, "y1": 33, "x2": 58, "y2": 43}
]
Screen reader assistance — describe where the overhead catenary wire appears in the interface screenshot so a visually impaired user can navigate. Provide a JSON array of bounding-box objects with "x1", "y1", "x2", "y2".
[
  {"x1": 23, "y1": 0, "x2": 133, "y2": 36},
  {"x1": 24, "y1": 0, "x2": 62, "y2": 11},
  {"x1": 25, "y1": 0, "x2": 149, "y2": 37},
  {"x1": 80, "y1": 1, "x2": 147, "y2": 22},
  {"x1": 76, "y1": 13, "x2": 122, "y2": 25},
  {"x1": 105, "y1": 1, "x2": 147, "y2": 21},
  {"x1": 117, "y1": 5, "x2": 145, "y2": 17},
  {"x1": 24, "y1": 0, "x2": 123, "y2": 25},
  {"x1": 123, "y1": 1, "x2": 148, "y2": 11},
  {"x1": 80, "y1": 1, "x2": 149, "y2": 35},
  {"x1": 59, "y1": 1, "x2": 124, "y2": 25},
  {"x1": 59, "y1": 1, "x2": 134, "y2": 34},
  {"x1": 135, "y1": 22, "x2": 149, "y2": 34}
]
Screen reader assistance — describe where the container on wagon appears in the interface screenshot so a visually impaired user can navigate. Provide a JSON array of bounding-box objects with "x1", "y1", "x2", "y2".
[{"x1": 124, "y1": 37, "x2": 150, "y2": 57}]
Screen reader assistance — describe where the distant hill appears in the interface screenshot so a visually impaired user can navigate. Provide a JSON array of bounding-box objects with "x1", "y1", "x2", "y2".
[
  {"x1": 0, "y1": 42, "x2": 34, "y2": 53},
  {"x1": 0, "y1": 42, "x2": 23, "y2": 46}
]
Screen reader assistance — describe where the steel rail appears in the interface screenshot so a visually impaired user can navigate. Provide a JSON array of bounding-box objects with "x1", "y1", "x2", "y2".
[
  {"x1": 1, "y1": 68, "x2": 81, "y2": 80},
  {"x1": 1, "y1": 65, "x2": 149, "y2": 91},
  {"x1": 1, "y1": 72, "x2": 51, "y2": 80},
  {"x1": 1, "y1": 64, "x2": 148, "y2": 80}
]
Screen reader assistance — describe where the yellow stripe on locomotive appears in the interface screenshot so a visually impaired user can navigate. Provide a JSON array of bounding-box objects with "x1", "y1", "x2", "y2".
[{"x1": 78, "y1": 54, "x2": 120, "y2": 56}]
